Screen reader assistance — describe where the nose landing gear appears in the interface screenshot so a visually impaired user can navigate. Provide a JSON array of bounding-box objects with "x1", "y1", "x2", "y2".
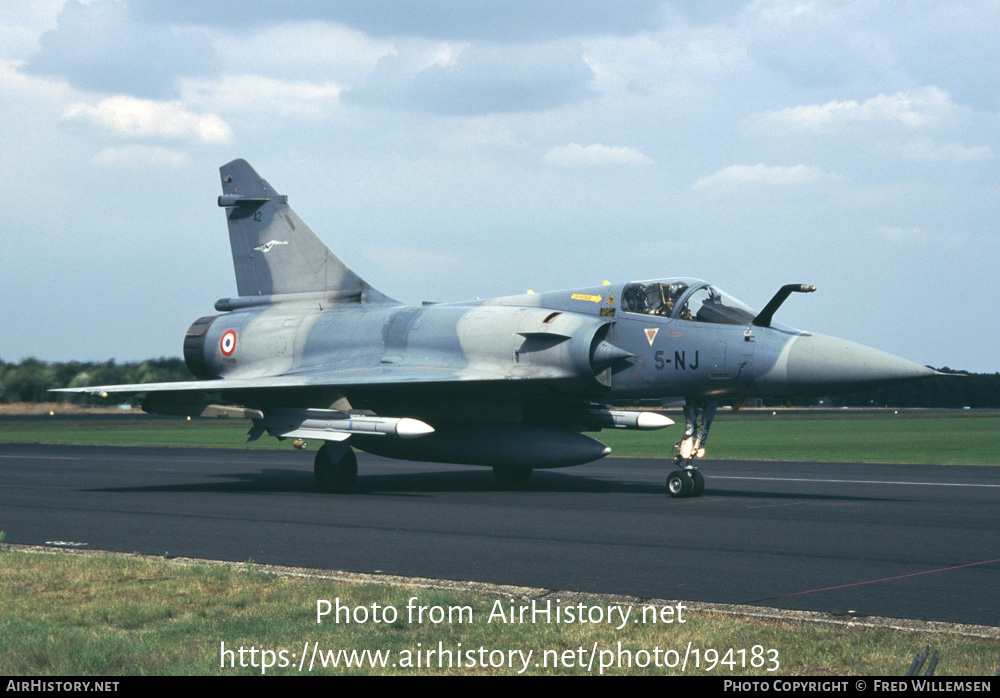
[{"x1": 666, "y1": 398, "x2": 718, "y2": 498}]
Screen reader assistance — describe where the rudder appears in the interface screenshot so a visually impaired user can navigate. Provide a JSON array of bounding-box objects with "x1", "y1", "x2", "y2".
[{"x1": 218, "y1": 159, "x2": 389, "y2": 302}]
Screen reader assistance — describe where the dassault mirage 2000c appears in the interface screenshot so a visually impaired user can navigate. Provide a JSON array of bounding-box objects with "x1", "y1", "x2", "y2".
[{"x1": 57, "y1": 159, "x2": 940, "y2": 497}]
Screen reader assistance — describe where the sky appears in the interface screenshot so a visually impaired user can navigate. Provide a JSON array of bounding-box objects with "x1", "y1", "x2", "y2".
[{"x1": 1, "y1": 0, "x2": 997, "y2": 372}]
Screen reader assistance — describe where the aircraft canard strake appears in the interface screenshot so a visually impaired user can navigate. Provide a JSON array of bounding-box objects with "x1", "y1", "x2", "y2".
[{"x1": 55, "y1": 159, "x2": 941, "y2": 497}]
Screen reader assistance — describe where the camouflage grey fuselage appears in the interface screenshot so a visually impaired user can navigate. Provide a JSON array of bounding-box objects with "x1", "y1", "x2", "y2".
[{"x1": 185, "y1": 281, "x2": 934, "y2": 417}]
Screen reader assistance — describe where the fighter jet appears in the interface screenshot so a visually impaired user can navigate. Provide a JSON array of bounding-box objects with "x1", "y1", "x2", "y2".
[{"x1": 56, "y1": 159, "x2": 940, "y2": 497}]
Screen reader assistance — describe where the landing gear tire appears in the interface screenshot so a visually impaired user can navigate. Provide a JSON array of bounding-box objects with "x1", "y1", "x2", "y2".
[
  {"x1": 493, "y1": 465, "x2": 533, "y2": 487},
  {"x1": 690, "y1": 469, "x2": 705, "y2": 497},
  {"x1": 667, "y1": 469, "x2": 705, "y2": 498},
  {"x1": 666, "y1": 470, "x2": 694, "y2": 498},
  {"x1": 314, "y1": 443, "x2": 358, "y2": 493}
]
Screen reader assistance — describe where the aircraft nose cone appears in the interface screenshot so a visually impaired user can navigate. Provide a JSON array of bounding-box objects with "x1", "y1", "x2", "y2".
[{"x1": 784, "y1": 333, "x2": 939, "y2": 396}]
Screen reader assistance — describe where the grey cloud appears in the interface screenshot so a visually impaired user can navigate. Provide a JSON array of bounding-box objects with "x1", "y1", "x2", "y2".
[
  {"x1": 131, "y1": 0, "x2": 666, "y2": 41},
  {"x1": 344, "y1": 42, "x2": 595, "y2": 115},
  {"x1": 23, "y1": 0, "x2": 214, "y2": 99}
]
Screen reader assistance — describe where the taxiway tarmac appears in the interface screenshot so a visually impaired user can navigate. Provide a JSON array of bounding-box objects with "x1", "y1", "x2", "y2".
[{"x1": 1, "y1": 443, "x2": 998, "y2": 627}]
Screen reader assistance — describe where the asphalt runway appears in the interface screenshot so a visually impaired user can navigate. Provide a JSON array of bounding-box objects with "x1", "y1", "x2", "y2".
[{"x1": 2, "y1": 443, "x2": 998, "y2": 627}]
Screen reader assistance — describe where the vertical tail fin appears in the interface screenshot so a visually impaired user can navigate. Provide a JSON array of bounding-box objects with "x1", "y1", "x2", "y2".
[{"x1": 218, "y1": 159, "x2": 391, "y2": 303}]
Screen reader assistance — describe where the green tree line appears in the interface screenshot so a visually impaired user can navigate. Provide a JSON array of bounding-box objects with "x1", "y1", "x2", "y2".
[
  {"x1": 0, "y1": 358, "x2": 194, "y2": 404},
  {"x1": 820, "y1": 367, "x2": 1000, "y2": 409},
  {"x1": 1, "y1": 358, "x2": 998, "y2": 408}
]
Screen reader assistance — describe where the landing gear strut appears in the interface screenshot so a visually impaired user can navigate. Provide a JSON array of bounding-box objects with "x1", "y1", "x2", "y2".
[
  {"x1": 314, "y1": 442, "x2": 358, "y2": 493},
  {"x1": 667, "y1": 398, "x2": 717, "y2": 498}
]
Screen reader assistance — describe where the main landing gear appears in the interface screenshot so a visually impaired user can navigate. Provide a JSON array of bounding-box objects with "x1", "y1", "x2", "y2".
[
  {"x1": 666, "y1": 398, "x2": 718, "y2": 498},
  {"x1": 314, "y1": 442, "x2": 358, "y2": 493}
]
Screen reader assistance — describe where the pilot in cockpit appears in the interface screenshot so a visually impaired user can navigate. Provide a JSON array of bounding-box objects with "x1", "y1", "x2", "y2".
[
  {"x1": 665, "y1": 283, "x2": 689, "y2": 319},
  {"x1": 623, "y1": 281, "x2": 691, "y2": 318},
  {"x1": 623, "y1": 285, "x2": 650, "y2": 314}
]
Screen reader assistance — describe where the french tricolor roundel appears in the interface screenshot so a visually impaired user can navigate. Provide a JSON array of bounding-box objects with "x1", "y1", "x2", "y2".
[{"x1": 220, "y1": 330, "x2": 237, "y2": 357}]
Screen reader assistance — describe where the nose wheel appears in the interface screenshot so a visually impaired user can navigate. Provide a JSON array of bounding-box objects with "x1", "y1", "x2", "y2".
[{"x1": 666, "y1": 468, "x2": 705, "y2": 498}]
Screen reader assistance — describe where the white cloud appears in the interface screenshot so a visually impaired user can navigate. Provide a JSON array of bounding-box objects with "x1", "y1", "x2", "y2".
[
  {"x1": 62, "y1": 96, "x2": 233, "y2": 144},
  {"x1": 754, "y1": 87, "x2": 958, "y2": 133},
  {"x1": 543, "y1": 143, "x2": 652, "y2": 167},
  {"x1": 582, "y1": 25, "x2": 749, "y2": 95},
  {"x1": 693, "y1": 163, "x2": 830, "y2": 189},
  {"x1": 178, "y1": 74, "x2": 341, "y2": 119},
  {"x1": 897, "y1": 138, "x2": 992, "y2": 163},
  {"x1": 92, "y1": 145, "x2": 189, "y2": 169}
]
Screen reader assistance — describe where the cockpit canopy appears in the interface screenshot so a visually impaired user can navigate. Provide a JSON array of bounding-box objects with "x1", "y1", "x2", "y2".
[{"x1": 620, "y1": 279, "x2": 757, "y2": 326}]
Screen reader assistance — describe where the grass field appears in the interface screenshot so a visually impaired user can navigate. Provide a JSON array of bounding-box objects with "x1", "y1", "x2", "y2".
[
  {"x1": 601, "y1": 411, "x2": 1000, "y2": 465},
  {"x1": 2, "y1": 548, "x2": 998, "y2": 676},
  {"x1": 2, "y1": 410, "x2": 998, "y2": 465}
]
